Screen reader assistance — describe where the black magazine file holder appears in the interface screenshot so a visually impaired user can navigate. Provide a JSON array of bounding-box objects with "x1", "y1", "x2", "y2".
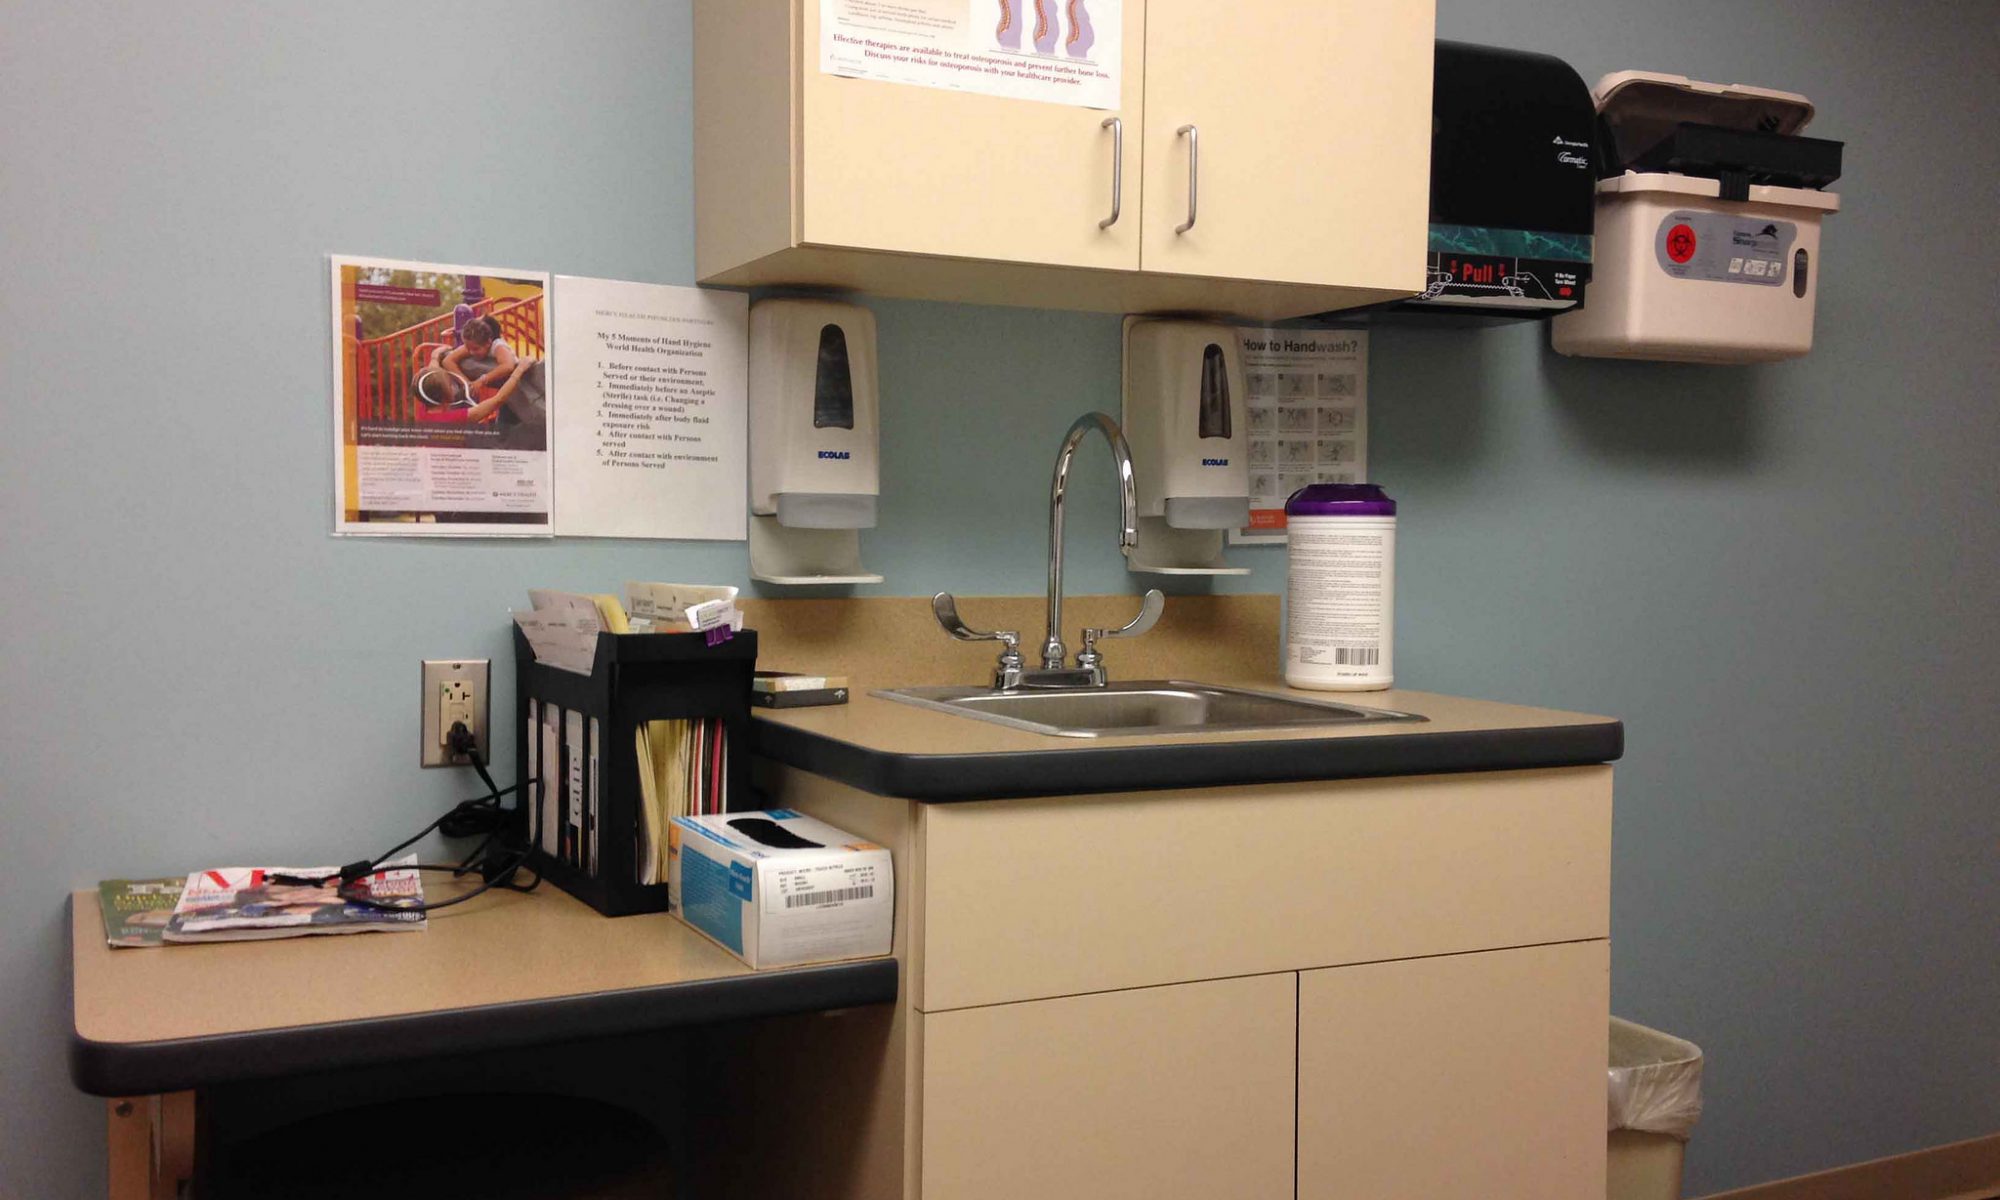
[{"x1": 513, "y1": 626, "x2": 758, "y2": 916}]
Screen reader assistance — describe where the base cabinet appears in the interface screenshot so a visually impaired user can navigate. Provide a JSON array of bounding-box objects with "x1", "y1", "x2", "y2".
[
  {"x1": 738, "y1": 763, "x2": 1614, "y2": 1200},
  {"x1": 919, "y1": 973, "x2": 1297, "y2": 1199},
  {"x1": 1298, "y1": 941, "x2": 1610, "y2": 1200}
]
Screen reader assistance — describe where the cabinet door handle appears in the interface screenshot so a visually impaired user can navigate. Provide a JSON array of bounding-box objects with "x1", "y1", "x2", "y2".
[
  {"x1": 1175, "y1": 124, "x2": 1199, "y2": 234},
  {"x1": 1099, "y1": 117, "x2": 1123, "y2": 230}
]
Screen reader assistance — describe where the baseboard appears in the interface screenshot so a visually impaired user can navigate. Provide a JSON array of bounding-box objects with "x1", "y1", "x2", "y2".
[{"x1": 1698, "y1": 1131, "x2": 2000, "y2": 1200}]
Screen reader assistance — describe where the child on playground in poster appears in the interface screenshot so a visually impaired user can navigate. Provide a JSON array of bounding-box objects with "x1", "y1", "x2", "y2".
[{"x1": 329, "y1": 254, "x2": 553, "y2": 536}]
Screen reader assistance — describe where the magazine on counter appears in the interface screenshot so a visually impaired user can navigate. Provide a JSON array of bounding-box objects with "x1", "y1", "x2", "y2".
[
  {"x1": 163, "y1": 857, "x2": 426, "y2": 942},
  {"x1": 98, "y1": 877, "x2": 187, "y2": 947}
]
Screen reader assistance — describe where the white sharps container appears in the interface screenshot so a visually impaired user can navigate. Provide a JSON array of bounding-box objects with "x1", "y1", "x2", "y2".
[
  {"x1": 1552, "y1": 72, "x2": 1843, "y2": 363},
  {"x1": 1284, "y1": 484, "x2": 1396, "y2": 692}
]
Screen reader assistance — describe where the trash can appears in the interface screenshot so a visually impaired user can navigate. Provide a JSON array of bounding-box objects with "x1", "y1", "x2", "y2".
[{"x1": 1608, "y1": 1017, "x2": 1704, "y2": 1200}]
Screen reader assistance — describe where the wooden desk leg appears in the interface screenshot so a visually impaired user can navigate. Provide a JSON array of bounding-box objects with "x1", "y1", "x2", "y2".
[
  {"x1": 106, "y1": 1099, "x2": 149, "y2": 1200},
  {"x1": 105, "y1": 1094, "x2": 196, "y2": 1200},
  {"x1": 154, "y1": 1093, "x2": 195, "y2": 1199}
]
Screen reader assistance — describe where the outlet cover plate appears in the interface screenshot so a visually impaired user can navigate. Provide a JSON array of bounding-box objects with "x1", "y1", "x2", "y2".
[{"x1": 421, "y1": 659, "x2": 490, "y2": 767}]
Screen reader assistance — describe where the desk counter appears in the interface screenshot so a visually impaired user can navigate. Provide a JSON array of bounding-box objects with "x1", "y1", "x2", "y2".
[{"x1": 70, "y1": 883, "x2": 896, "y2": 1096}]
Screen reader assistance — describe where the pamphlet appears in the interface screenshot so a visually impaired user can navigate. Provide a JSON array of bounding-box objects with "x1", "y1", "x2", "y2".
[
  {"x1": 97, "y1": 878, "x2": 186, "y2": 948},
  {"x1": 164, "y1": 858, "x2": 426, "y2": 942}
]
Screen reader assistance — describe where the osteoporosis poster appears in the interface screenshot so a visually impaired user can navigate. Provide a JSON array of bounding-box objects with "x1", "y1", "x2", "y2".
[
  {"x1": 330, "y1": 256, "x2": 552, "y2": 536},
  {"x1": 820, "y1": 0, "x2": 1120, "y2": 110}
]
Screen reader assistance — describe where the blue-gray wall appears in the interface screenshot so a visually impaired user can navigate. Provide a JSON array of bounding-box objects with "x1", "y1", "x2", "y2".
[{"x1": 2, "y1": 2, "x2": 1993, "y2": 1195}]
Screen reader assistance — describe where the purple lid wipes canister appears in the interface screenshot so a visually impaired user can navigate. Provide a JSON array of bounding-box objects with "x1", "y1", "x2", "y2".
[{"x1": 1284, "y1": 484, "x2": 1397, "y2": 691}]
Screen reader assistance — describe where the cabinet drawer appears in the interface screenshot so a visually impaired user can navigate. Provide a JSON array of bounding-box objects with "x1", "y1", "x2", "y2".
[
  {"x1": 916, "y1": 766, "x2": 1610, "y2": 1010},
  {"x1": 919, "y1": 972, "x2": 1295, "y2": 1200}
]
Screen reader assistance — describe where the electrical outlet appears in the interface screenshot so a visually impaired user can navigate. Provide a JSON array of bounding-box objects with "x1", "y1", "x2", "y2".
[{"x1": 421, "y1": 659, "x2": 489, "y2": 768}]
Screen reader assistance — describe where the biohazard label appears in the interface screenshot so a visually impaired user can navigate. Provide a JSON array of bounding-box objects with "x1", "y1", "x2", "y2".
[{"x1": 1655, "y1": 211, "x2": 1797, "y2": 286}]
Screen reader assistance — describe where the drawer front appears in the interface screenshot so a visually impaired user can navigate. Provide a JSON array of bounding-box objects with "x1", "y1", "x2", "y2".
[
  {"x1": 919, "y1": 972, "x2": 1296, "y2": 1200},
  {"x1": 917, "y1": 766, "x2": 1610, "y2": 1011}
]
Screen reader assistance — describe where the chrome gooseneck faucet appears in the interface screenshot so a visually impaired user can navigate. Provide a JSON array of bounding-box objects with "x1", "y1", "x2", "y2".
[
  {"x1": 932, "y1": 412, "x2": 1164, "y2": 690},
  {"x1": 1042, "y1": 412, "x2": 1139, "y2": 672}
]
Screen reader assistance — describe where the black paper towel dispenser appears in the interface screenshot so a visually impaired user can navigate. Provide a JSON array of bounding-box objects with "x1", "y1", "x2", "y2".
[{"x1": 1356, "y1": 41, "x2": 1601, "y2": 323}]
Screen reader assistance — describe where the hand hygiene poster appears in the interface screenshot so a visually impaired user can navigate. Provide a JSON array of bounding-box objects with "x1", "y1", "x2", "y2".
[
  {"x1": 820, "y1": 0, "x2": 1121, "y2": 110},
  {"x1": 550, "y1": 276, "x2": 747, "y2": 540},
  {"x1": 1229, "y1": 329, "x2": 1369, "y2": 545},
  {"x1": 330, "y1": 255, "x2": 552, "y2": 536}
]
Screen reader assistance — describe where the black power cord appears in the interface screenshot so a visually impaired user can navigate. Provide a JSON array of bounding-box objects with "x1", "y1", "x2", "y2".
[{"x1": 274, "y1": 723, "x2": 541, "y2": 913}]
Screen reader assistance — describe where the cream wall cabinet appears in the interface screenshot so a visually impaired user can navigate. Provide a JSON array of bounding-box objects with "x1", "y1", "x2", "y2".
[
  {"x1": 788, "y1": 0, "x2": 1148, "y2": 273},
  {"x1": 705, "y1": 764, "x2": 1611, "y2": 1199},
  {"x1": 693, "y1": 0, "x2": 1434, "y2": 319},
  {"x1": 1138, "y1": 0, "x2": 1433, "y2": 290}
]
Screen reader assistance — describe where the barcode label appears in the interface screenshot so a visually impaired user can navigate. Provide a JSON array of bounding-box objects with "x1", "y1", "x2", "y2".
[
  {"x1": 1334, "y1": 647, "x2": 1381, "y2": 666},
  {"x1": 785, "y1": 885, "x2": 874, "y2": 909}
]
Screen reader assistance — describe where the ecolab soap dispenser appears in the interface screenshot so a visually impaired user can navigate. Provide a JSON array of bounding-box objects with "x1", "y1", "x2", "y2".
[
  {"x1": 747, "y1": 298, "x2": 884, "y2": 584},
  {"x1": 1121, "y1": 318, "x2": 1251, "y2": 575}
]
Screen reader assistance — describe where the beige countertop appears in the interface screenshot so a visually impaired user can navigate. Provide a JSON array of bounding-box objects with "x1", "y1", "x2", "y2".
[
  {"x1": 755, "y1": 678, "x2": 1618, "y2": 758},
  {"x1": 740, "y1": 594, "x2": 1621, "y2": 799},
  {"x1": 72, "y1": 884, "x2": 739, "y2": 1047},
  {"x1": 68, "y1": 881, "x2": 897, "y2": 1095}
]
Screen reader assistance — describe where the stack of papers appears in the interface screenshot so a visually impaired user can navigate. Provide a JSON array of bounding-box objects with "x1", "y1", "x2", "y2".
[
  {"x1": 513, "y1": 591, "x2": 611, "y2": 674},
  {"x1": 513, "y1": 583, "x2": 745, "y2": 675},
  {"x1": 625, "y1": 581, "x2": 744, "y2": 639},
  {"x1": 635, "y1": 718, "x2": 730, "y2": 885}
]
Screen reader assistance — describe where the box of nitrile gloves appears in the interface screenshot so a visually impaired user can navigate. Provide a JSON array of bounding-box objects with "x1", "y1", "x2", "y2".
[{"x1": 667, "y1": 810, "x2": 892, "y2": 969}]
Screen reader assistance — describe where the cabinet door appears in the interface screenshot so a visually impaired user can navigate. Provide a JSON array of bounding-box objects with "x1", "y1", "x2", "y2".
[
  {"x1": 921, "y1": 972, "x2": 1295, "y2": 1199},
  {"x1": 799, "y1": 0, "x2": 1145, "y2": 271},
  {"x1": 1139, "y1": 0, "x2": 1432, "y2": 290},
  {"x1": 1298, "y1": 941, "x2": 1608, "y2": 1200}
]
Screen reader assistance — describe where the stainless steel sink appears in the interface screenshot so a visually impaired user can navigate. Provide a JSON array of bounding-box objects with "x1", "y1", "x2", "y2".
[{"x1": 874, "y1": 680, "x2": 1424, "y2": 739}]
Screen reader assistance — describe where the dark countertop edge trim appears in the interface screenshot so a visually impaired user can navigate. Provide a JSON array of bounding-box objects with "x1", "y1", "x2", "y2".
[
  {"x1": 68, "y1": 954, "x2": 897, "y2": 1097},
  {"x1": 753, "y1": 719, "x2": 1624, "y2": 801}
]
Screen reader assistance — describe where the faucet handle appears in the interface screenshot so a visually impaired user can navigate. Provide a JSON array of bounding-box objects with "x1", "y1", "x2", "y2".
[
  {"x1": 932, "y1": 593, "x2": 1020, "y2": 647},
  {"x1": 932, "y1": 593, "x2": 1025, "y2": 689},
  {"x1": 1076, "y1": 589, "x2": 1165, "y2": 672}
]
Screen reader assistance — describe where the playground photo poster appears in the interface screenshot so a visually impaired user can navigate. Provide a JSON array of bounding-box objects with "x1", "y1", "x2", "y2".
[{"x1": 329, "y1": 254, "x2": 553, "y2": 536}]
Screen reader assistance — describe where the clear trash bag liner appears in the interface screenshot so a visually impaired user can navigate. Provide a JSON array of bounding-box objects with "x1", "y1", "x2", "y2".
[{"x1": 1608, "y1": 1017, "x2": 1704, "y2": 1140}]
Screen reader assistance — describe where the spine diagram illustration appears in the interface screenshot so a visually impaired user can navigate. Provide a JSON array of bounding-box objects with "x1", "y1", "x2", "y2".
[
  {"x1": 1032, "y1": 0, "x2": 1058, "y2": 54},
  {"x1": 994, "y1": 0, "x2": 1021, "y2": 49},
  {"x1": 997, "y1": 0, "x2": 1098, "y2": 59},
  {"x1": 1065, "y1": 0, "x2": 1095, "y2": 56}
]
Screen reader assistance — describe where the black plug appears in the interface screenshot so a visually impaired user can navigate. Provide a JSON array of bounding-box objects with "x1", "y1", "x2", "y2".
[{"x1": 446, "y1": 720, "x2": 479, "y2": 760}]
